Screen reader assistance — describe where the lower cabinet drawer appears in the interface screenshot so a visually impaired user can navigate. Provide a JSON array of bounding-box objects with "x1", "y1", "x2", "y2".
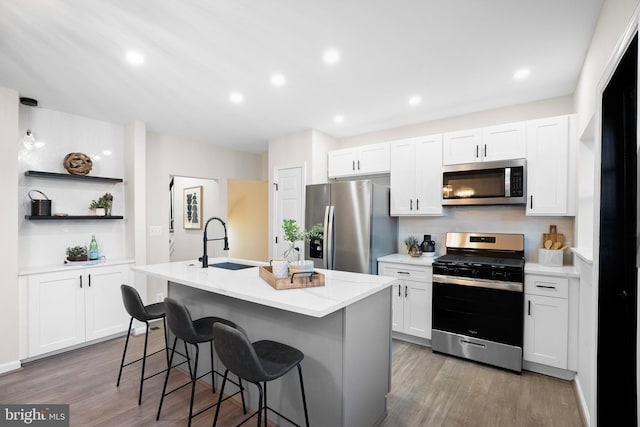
[{"x1": 525, "y1": 274, "x2": 569, "y2": 299}]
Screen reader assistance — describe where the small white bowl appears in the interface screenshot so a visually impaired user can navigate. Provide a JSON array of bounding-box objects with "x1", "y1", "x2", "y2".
[
  {"x1": 423, "y1": 252, "x2": 437, "y2": 257},
  {"x1": 289, "y1": 260, "x2": 314, "y2": 273}
]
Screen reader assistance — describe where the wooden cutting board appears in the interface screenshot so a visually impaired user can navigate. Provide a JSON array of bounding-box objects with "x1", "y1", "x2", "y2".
[{"x1": 542, "y1": 225, "x2": 563, "y2": 248}]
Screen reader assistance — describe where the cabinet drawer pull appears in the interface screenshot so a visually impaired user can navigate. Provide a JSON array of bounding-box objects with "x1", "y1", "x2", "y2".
[
  {"x1": 536, "y1": 284, "x2": 557, "y2": 289},
  {"x1": 397, "y1": 271, "x2": 410, "y2": 275},
  {"x1": 79, "y1": 275, "x2": 83, "y2": 288}
]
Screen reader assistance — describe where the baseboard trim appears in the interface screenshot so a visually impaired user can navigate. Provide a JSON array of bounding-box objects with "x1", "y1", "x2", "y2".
[
  {"x1": 0, "y1": 360, "x2": 22, "y2": 376},
  {"x1": 391, "y1": 331, "x2": 431, "y2": 347},
  {"x1": 522, "y1": 360, "x2": 576, "y2": 381},
  {"x1": 574, "y1": 375, "x2": 591, "y2": 427}
]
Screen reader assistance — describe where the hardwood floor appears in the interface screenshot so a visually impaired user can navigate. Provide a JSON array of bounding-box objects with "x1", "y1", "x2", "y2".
[
  {"x1": 381, "y1": 340, "x2": 583, "y2": 427},
  {"x1": 0, "y1": 327, "x2": 583, "y2": 426}
]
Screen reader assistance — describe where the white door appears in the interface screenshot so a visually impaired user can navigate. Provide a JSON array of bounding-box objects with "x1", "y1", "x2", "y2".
[
  {"x1": 28, "y1": 271, "x2": 85, "y2": 356},
  {"x1": 443, "y1": 128, "x2": 482, "y2": 165},
  {"x1": 85, "y1": 265, "x2": 130, "y2": 341},
  {"x1": 403, "y1": 280, "x2": 430, "y2": 339},
  {"x1": 414, "y1": 135, "x2": 443, "y2": 215},
  {"x1": 481, "y1": 122, "x2": 526, "y2": 161},
  {"x1": 273, "y1": 165, "x2": 304, "y2": 259},
  {"x1": 358, "y1": 142, "x2": 390, "y2": 175},
  {"x1": 391, "y1": 282, "x2": 404, "y2": 332},
  {"x1": 526, "y1": 116, "x2": 569, "y2": 215},
  {"x1": 390, "y1": 140, "x2": 416, "y2": 215},
  {"x1": 524, "y1": 294, "x2": 569, "y2": 369}
]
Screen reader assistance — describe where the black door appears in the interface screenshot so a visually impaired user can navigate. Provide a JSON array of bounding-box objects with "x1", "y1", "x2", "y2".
[{"x1": 598, "y1": 34, "x2": 638, "y2": 425}]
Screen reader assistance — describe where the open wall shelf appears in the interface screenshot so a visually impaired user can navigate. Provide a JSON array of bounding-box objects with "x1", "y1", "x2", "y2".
[
  {"x1": 25, "y1": 170, "x2": 123, "y2": 183},
  {"x1": 25, "y1": 215, "x2": 124, "y2": 220}
]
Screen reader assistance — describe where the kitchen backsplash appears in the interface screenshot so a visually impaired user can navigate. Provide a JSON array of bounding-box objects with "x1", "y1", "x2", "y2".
[{"x1": 399, "y1": 205, "x2": 574, "y2": 265}]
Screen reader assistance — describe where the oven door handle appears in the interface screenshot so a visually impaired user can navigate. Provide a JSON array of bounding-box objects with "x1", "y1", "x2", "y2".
[{"x1": 433, "y1": 274, "x2": 523, "y2": 292}]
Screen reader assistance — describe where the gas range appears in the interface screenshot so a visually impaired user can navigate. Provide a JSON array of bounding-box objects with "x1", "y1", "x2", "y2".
[{"x1": 431, "y1": 232, "x2": 525, "y2": 372}]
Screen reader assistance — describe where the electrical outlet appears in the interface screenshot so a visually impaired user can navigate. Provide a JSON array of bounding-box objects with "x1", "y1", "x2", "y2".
[
  {"x1": 149, "y1": 225, "x2": 162, "y2": 236},
  {"x1": 156, "y1": 293, "x2": 164, "y2": 302}
]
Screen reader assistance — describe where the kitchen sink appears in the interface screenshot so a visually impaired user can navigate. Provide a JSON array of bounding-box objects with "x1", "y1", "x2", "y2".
[{"x1": 208, "y1": 262, "x2": 255, "y2": 270}]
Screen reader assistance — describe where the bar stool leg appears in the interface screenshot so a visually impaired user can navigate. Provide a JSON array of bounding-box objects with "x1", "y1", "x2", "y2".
[
  {"x1": 257, "y1": 383, "x2": 263, "y2": 427},
  {"x1": 116, "y1": 317, "x2": 134, "y2": 387},
  {"x1": 157, "y1": 337, "x2": 178, "y2": 421},
  {"x1": 212, "y1": 369, "x2": 229, "y2": 427},
  {"x1": 238, "y1": 377, "x2": 247, "y2": 414},
  {"x1": 137, "y1": 320, "x2": 150, "y2": 405},
  {"x1": 187, "y1": 344, "x2": 199, "y2": 427},
  {"x1": 210, "y1": 340, "x2": 216, "y2": 393},
  {"x1": 298, "y1": 364, "x2": 310, "y2": 427}
]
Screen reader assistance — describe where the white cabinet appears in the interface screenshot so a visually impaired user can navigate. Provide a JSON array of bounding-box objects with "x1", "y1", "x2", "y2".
[
  {"x1": 526, "y1": 115, "x2": 575, "y2": 216},
  {"x1": 390, "y1": 135, "x2": 443, "y2": 216},
  {"x1": 328, "y1": 142, "x2": 390, "y2": 178},
  {"x1": 524, "y1": 274, "x2": 569, "y2": 369},
  {"x1": 379, "y1": 262, "x2": 432, "y2": 339},
  {"x1": 443, "y1": 122, "x2": 525, "y2": 165},
  {"x1": 27, "y1": 264, "x2": 131, "y2": 357}
]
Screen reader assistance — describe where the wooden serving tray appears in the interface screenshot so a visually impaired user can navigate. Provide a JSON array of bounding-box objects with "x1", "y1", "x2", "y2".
[{"x1": 259, "y1": 266, "x2": 325, "y2": 290}]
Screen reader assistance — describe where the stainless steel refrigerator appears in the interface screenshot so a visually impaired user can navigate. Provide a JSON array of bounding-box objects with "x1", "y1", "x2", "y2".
[{"x1": 305, "y1": 180, "x2": 398, "y2": 274}]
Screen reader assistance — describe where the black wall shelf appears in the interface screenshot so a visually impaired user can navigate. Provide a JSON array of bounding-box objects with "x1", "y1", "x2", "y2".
[
  {"x1": 25, "y1": 215, "x2": 124, "y2": 220},
  {"x1": 24, "y1": 170, "x2": 123, "y2": 183}
]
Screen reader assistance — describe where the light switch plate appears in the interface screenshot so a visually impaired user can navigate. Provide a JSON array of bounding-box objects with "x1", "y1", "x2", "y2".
[{"x1": 149, "y1": 225, "x2": 162, "y2": 236}]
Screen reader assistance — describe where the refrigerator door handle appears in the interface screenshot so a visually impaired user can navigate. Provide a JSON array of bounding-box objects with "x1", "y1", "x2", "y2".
[
  {"x1": 327, "y1": 205, "x2": 335, "y2": 270},
  {"x1": 322, "y1": 206, "x2": 330, "y2": 269}
]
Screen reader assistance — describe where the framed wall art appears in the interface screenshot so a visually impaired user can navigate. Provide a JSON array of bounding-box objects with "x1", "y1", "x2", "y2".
[{"x1": 183, "y1": 186, "x2": 203, "y2": 229}]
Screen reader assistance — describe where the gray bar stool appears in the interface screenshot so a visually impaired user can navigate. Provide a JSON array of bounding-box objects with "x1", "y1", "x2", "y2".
[
  {"x1": 212, "y1": 322, "x2": 310, "y2": 427},
  {"x1": 117, "y1": 284, "x2": 168, "y2": 405},
  {"x1": 157, "y1": 297, "x2": 246, "y2": 427}
]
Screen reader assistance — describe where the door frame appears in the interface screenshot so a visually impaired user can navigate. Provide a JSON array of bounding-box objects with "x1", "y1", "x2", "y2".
[{"x1": 592, "y1": 10, "x2": 640, "y2": 425}]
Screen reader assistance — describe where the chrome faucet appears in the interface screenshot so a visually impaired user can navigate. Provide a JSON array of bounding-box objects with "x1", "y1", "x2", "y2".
[{"x1": 201, "y1": 217, "x2": 229, "y2": 268}]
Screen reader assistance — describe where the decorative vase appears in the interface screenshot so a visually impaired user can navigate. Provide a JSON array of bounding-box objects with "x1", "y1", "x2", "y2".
[
  {"x1": 283, "y1": 242, "x2": 300, "y2": 262},
  {"x1": 95, "y1": 208, "x2": 106, "y2": 216},
  {"x1": 408, "y1": 244, "x2": 422, "y2": 257}
]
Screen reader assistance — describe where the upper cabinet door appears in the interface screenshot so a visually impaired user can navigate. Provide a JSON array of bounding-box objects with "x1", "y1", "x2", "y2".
[
  {"x1": 481, "y1": 122, "x2": 526, "y2": 162},
  {"x1": 328, "y1": 143, "x2": 390, "y2": 178},
  {"x1": 443, "y1": 128, "x2": 482, "y2": 165},
  {"x1": 328, "y1": 148, "x2": 357, "y2": 178},
  {"x1": 414, "y1": 135, "x2": 443, "y2": 215},
  {"x1": 526, "y1": 115, "x2": 571, "y2": 216},
  {"x1": 357, "y1": 142, "x2": 390, "y2": 175},
  {"x1": 390, "y1": 139, "x2": 416, "y2": 215}
]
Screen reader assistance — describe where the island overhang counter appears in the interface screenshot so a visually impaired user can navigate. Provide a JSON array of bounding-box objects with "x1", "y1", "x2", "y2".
[{"x1": 132, "y1": 258, "x2": 397, "y2": 427}]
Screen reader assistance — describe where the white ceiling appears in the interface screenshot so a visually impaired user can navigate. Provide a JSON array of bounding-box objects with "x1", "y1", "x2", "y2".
[{"x1": 0, "y1": 0, "x2": 604, "y2": 153}]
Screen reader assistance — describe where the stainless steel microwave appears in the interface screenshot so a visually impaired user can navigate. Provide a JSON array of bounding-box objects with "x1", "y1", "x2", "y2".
[{"x1": 442, "y1": 159, "x2": 526, "y2": 205}]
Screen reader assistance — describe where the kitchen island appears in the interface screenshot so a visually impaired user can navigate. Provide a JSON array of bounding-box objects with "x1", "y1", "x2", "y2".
[{"x1": 132, "y1": 258, "x2": 397, "y2": 427}]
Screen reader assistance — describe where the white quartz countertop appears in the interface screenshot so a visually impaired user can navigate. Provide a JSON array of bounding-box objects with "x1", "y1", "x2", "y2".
[
  {"x1": 132, "y1": 258, "x2": 398, "y2": 318},
  {"x1": 377, "y1": 253, "x2": 437, "y2": 266},
  {"x1": 524, "y1": 262, "x2": 579, "y2": 278},
  {"x1": 19, "y1": 258, "x2": 135, "y2": 276}
]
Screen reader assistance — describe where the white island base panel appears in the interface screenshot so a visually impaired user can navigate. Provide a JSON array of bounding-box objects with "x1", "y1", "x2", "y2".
[{"x1": 169, "y1": 281, "x2": 392, "y2": 427}]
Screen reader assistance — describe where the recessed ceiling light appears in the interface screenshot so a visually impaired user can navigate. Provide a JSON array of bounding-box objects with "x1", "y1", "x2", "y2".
[
  {"x1": 229, "y1": 92, "x2": 244, "y2": 104},
  {"x1": 270, "y1": 73, "x2": 286, "y2": 86},
  {"x1": 408, "y1": 95, "x2": 422, "y2": 106},
  {"x1": 323, "y1": 49, "x2": 340, "y2": 64},
  {"x1": 125, "y1": 51, "x2": 144, "y2": 66},
  {"x1": 514, "y1": 68, "x2": 531, "y2": 80},
  {"x1": 93, "y1": 155, "x2": 101, "y2": 161},
  {"x1": 333, "y1": 115, "x2": 344, "y2": 123},
  {"x1": 103, "y1": 150, "x2": 112, "y2": 156}
]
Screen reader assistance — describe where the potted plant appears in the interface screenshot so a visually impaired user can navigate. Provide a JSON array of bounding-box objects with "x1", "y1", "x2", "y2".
[
  {"x1": 282, "y1": 219, "x2": 323, "y2": 262},
  {"x1": 66, "y1": 245, "x2": 88, "y2": 262},
  {"x1": 89, "y1": 192, "x2": 113, "y2": 216},
  {"x1": 403, "y1": 235, "x2": 422, "y2": 257}
]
